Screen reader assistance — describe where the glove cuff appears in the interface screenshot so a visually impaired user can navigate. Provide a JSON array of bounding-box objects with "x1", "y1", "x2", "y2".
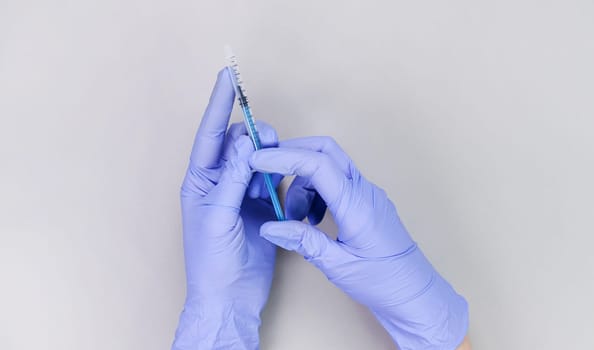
[
  {"x1": 372, "y1": 257, "x2": 469, "y2": 350},
  {"x1": 172, "y1": 301, "x2": 261, "y2": 350}
]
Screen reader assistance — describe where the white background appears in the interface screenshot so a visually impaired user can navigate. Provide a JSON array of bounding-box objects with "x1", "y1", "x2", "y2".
[{"x1": 1, "y1": 1, "x2": 593, "y2": 349}]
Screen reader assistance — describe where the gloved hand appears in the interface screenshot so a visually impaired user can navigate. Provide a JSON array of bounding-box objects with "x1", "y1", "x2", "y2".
[
  {"x1": 249, "y1": 137, "x2": 469, "y2": 350},
  {"x1": 172, "y1": 68, "x2": 281, "y2": 350}
]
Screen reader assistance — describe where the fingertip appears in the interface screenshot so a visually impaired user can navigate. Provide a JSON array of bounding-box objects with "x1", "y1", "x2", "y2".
[
  {"x1": 259, "y1": 221, "x2": 279, "y2": 238},
  {"x1": 259, "y1": 221, "x2": 302, "y2": 254},
  {"x1": 285, "y1": 176, "x2": 314, "y2": 221},
  {"x1": 213, "y1": 67, "x2": 234, "y2": 97},
  {"x1": 247, "y1": 190, "x2": 258, "y2": 199},
  {"x1": 247, "y1": 184, "x2": 259, "y2": 198},
  {"x1": 259, "y1": 220, "x2": 329, "y2": 259},
  {"x1": 285, "y1": 189, "x2": 312, "y2": 221},
  {"x1": 218, "y1": 67, "x2": 231, "y2": 81},
  {"x1": 256, "y1": 121, "x2": 279, "y2": 146},
  {"x1": 248, "y1": 173, "x2": 262, "y2": 198},
  {"x1": 190, "y1": 68, "x2": 236, "y2": 168},
  {"x1": 307, "y1": 194, "x2": 327, "y2": 225},
  {"x1": 307, "y1": 212, "x2": 323, "y2": 225}
]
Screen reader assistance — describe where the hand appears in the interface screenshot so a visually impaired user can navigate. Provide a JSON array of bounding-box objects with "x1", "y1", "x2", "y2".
[
  {"x1": 249, "y1": 136, "x2": 469, "y2": 350},
  {"x1": 172, "y1": 68, "x2": 280, "y2": 350}
]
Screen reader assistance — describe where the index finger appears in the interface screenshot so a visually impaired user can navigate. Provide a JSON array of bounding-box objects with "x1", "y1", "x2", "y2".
[
  {"x1": 249, "y1": 148, "x2": 350, "y2": 213},
  {"x1": 189, "y1": 68, "x2": 235, "y2": 169}
]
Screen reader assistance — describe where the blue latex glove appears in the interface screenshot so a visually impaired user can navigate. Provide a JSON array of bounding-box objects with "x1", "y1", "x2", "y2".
[
  {"x1": 250, "y1": 137, "x2": 469, "y2": 350},
  {"x1": 172, "y1": 68, "x2": 280, "y2": 350}
]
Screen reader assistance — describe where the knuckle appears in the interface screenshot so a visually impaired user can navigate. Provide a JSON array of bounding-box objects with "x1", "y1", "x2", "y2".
[
  {"x1": 301, "y1": 227, "x2": 325, "y2": 259},
  {"x1": 323, "y1": 135, "x2": 338, "y2": 146},
  {"x1": 320, "y1": 136, "x2": 340, "y2": 151},
  {"x1": 301, "y1": 153, "x2": 325, "y2": 175},
  {"x1": 317, "y1": 153, "x2": 334, "y2": 171}
]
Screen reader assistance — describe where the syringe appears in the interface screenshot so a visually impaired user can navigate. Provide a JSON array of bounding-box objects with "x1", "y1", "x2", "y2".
[{"x1": 224, "y1": 46, "x2": 285, "y2": 221}]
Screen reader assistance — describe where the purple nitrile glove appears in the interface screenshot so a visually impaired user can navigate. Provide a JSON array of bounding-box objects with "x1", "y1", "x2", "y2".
[
  {"x1": 172, "y1": 68, "x2": 281, "y2": 350},
  {"x1": 249, "y1": 136, "x2": 469, "y2": 350}
]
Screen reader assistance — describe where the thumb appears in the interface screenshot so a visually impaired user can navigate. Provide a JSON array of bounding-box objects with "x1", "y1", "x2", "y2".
[{"x1": 260, "y1": 220, "x2": 343, "y2": 267}]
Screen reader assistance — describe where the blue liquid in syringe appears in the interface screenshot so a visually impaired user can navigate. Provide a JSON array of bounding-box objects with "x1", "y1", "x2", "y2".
[{"x1": 237, "y1": 88, "x2": 285, "y2": 221}]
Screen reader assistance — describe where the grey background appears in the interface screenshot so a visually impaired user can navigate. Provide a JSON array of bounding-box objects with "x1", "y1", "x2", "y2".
[{"x1": 1, "y1": 0, "x2": 593, "y2": 349}]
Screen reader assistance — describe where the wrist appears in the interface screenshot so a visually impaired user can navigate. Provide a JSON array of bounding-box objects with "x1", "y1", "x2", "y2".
[
  {"x1": 370, "y1": 249, "x2": 469, "y2": 350},
  {"x1": 172, "y1": 299, "x2": 262, "y2": 350}
]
